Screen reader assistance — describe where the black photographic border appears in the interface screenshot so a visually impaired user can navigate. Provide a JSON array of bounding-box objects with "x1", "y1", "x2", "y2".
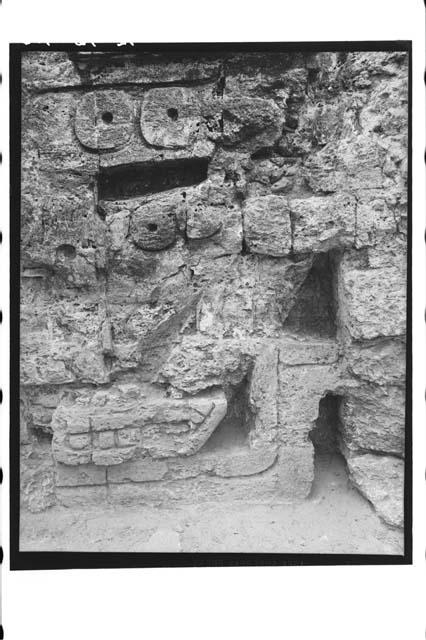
[{"x1": 9, "y1": 40, "x2": 413, "y2": 570}]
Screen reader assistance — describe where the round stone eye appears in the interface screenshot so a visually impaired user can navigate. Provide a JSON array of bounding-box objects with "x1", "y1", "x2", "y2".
[
  {"x1": 130, "y1": 204, "x2": 176, "y2": 251},
  {"x1": 75, "y1": 91, "x2": 133, "y2": 151},
  {"x1": 140, "y1": 87, "x2": 200, "y2": 149}
]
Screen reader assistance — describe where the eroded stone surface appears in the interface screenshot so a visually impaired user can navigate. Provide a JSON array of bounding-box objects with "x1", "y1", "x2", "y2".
[
  {"x1": 346, "y1": 454, "x2": 404, "y2": 528},
  {"x1": 20, "y1": 49, "x2": 408, "y2": 529},
  {"x1": 75, "y1": 91, "x2": 134, "y2": 151}
]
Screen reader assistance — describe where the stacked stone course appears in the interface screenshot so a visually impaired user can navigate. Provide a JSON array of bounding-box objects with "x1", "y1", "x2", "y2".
[{"x1": 20, "y1": 49, "x2": 407, "y2": 528}]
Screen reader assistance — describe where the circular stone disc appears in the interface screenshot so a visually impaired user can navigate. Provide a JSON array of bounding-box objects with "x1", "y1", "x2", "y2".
[{"x1": 75, "y1": 91, "x2": 134, "y2": 151}]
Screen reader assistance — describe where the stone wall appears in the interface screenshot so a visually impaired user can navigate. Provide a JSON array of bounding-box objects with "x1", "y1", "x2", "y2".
[{"x1": 20, "y1": 49, "x2": 408, "y2": 527}]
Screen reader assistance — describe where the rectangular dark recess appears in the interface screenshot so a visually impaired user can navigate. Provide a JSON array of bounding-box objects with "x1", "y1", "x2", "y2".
[
  {"x1": 98, "y1": 158, "x2": 209, "y2": 201},
  {"x1": 284, "y1": 252, "x2": 337, "y2": 338}
]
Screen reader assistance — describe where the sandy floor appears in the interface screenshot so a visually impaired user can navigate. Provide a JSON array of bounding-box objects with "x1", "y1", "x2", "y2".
[{"x1": 20, "y1": 453, "x2": 403, "y2": 554}]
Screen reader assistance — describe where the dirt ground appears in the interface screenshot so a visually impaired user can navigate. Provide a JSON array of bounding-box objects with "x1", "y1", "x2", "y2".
[{"x1": 20, "y1": 453, "x2": 403, "y2": 554}]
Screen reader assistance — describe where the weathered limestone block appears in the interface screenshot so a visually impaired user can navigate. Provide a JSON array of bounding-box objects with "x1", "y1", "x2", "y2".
[
  {"x1": 344, "y1": 338, "x2": 406, "y2": 387},
  {"x1": 140, "y1": 86, "x2": 215, "y2": 150},
  {"x1": 105, "y1": 445, "x2": 277, "y2": 484},
  {"x1": 20, "y1": 442, "x2": 57, "y2": 512},
  {"x1": 276, "y1": 443, "x2": 314, "y2": 500},
  {"x1": 108, "y1": 458, "x2": 168, "y2": 483},
  {"x1": 69, "y1": 433, "x2": 91, "y2": 449},
  {"x1": 290, "y1": 193, "x2": 356, "y2": 254},
  {"x1": 213, "y1": 445, "x2": 277, "y2": 477},
  {"x1": 75, "y1": 91, "x2": 134, "y2": 151},
  {"x1": 104, "y1": 276, "x2": 201, "y2": 379},
  {"x1": 359, "y1": 72, "x2": 408, "y2": 139},
  {"x1": 221, "y1": 96, "x2": 284, "y2": 150},
  {"x1": 22, "y1": 51, "x2": 82, "y2": 90},
  {"x1": 336, "y1": 250, "x2": 406, "y2": 340},
  {"x1": 340, "y1": 385, "x2": 405, "y2": 457},
  {"x1": 346, "y1": 454, "x2": 404, "y2": 528},
  {"x1": 21, "y1": 331, "x2": 109, "y2": 386},
  {"x1": 157, "y1": 335, "x2": 255, "y2": 394},
  {"x1": 355, "y1": 189, "x2": 400, "y2": 248},
  {"x1": 92, "y1": 446, "x2": 138, "y2": 466},
  {"x1": 279, "y1": 337, "x2": 339, "y2": 366},
  {"x1": 21, "y1": 172, "x2": 97, "y2": 269},
  {"x1": 304, "y1": 134, "x2": 386, "y2": 194},
  {"x1": 20, "y1": 289, "x2": 111, "y2": 386},
  {"x1": 56, "y1": 463, "x2": 107, "y2": 486},
  {"x1": 106, "y1": 470, "x2": 278, "y2": 506},
  {"x1": 51, "y1": 384, "x2": 228, "y2": 465},
  {"x1": 195, "y1": 260, "x2": 257, "y2": 338},
  {"x1": 225, "y1": 52, "x2": 307, "y2": 98},
  {"x1": 253, "y1": 256, "x2": 314, "y2": 331},
  {"x1": 22, "y1": 388, "x2": 62, "y2": 434},
  {"x1": 72, "y1": 53, "x2": 221, "y2": 87},
  {"x1": 277, "y1": 362, "x2": 341, "y2": 432},
  {"x1": 177, "y1": 178, "x2": 243, "y2": 255},
  {"x1": 249, "y1": 344, "x2": 279, "y2": 447},
  {"x1": 244, "y1": 195, "x2": 292, "y2": 256},
  {"x1": 344, "y1": 51, "x2": 408, "y2": 87},
  {"x1": 98, "y1": 135, "x2": 214, "y2": 169},
  {"x1": 56, "y1": 485, "x2": 108, "y2": 507},
  {"x1": 23, "y1": 92, "x2": 98, "y2": 173},
  {"x1": 367, "y1": 236, "x2": 407, "y2": 270}
]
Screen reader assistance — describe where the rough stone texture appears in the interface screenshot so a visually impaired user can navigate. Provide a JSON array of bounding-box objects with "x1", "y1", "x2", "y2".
[
  {"x1": 346, "y1": 454, "x2": 404, "y2": 528},
  {"x1": 20, "y1": 49, "x2": 408, "y2": 527}
]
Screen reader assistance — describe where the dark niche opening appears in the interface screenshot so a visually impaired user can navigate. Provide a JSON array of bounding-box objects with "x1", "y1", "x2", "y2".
[
  {"x1": 201, "y1": 378, "x2": 252, "y2": 453},
  {"x1": 55, "y1": 244, "x2": 76, "y2": 260},
  {"x1": 283, "y1": 251, "x2": 337, "y2": 338},
  {"x1": 309, "y1": 394, "x2": 342, "y2": 456},
  {"x1": 98, "y1": 158, "x2": 209, "y2": 201},
  {"x1": 28, "y1": 424, "x2": 53, "y2": 444},
  {"x1": 308, "y1": 393, "x2": 351, "y2": 497}
]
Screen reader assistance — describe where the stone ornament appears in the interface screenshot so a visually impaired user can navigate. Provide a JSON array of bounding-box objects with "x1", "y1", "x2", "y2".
[
  {"x1": 130, "y1": 200, "x2": 177, "y2": 251},
  {"x1": 140, "y1": 87, "x2": 204, "y2": 149},
  {"x1": 75, "y1": 90, "x2": 134, "y2": 151}
]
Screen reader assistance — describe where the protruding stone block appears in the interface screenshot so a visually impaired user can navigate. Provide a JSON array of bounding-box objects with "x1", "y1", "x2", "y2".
[{"x1": 244, "y1": 195, "x2": 292, "y2": 256}]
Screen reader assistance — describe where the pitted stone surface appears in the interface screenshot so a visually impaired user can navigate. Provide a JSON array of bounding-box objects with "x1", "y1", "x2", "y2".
[
  {"x1": 75, "y1": 91, "x2": 134, "y2": 151},
  {"x1": 51, "y1": 385, "x2": 228, "y2": 464},
  {"x1": 244, "y1": 195, "x2": 292, "y2": 256},
  {"x1": 130, "y1": 201, "x2": 177, "y2": 251},
  {"x1": 140, "y1": 87, "x2": 208, "y2": 149},
  {"x1": 20, "y1": 49, "x2": 408, "y2": 532}
]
